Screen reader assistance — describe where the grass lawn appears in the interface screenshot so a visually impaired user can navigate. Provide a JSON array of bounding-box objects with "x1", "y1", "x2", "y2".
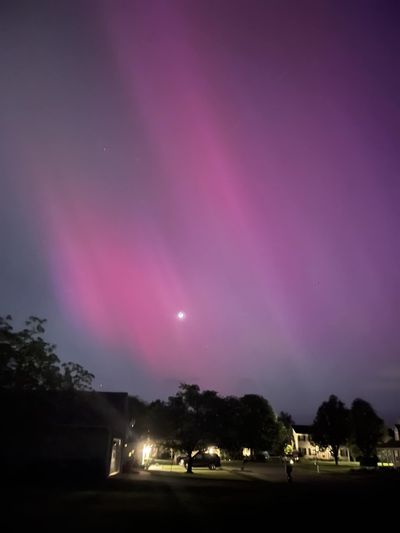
[{"x1": 5, "y1": 461, "x2": 398, "y2": 529}]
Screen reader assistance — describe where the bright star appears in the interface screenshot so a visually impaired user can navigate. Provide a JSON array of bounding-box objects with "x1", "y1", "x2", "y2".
[{"x1": 176, "y1": 311, "x2": 186, "y2": 321}]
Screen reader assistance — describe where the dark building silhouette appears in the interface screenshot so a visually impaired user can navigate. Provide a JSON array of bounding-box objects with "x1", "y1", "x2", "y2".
[{"x1": 0, "y1": 390, "x2": 129, "y2": 479}]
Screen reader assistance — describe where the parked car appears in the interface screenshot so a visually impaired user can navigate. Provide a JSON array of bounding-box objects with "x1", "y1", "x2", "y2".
[
  {"x1": 248, "y1": 451, "x2": 270, "y2": 462},
  {"x1": 179, "y1": 451, "x2": 221, "y2": 470}
]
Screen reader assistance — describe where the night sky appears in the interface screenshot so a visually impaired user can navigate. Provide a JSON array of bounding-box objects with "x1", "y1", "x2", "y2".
[{"x1": 1, "y1": 0, "x2": 400, "y2": 423}]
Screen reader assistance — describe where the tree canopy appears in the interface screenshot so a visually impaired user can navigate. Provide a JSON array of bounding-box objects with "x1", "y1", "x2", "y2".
[
  {"x1": 139, "y1": 384, "x2": 284, "y2": 471},
  {"x1": 312, "y1": 394, "x2": 350, "y2": 465},
  {"x1": 350, "y1": 398, "x2": 383, "y2": 462},
  {"x1": 238, "y1": 394, "x2": 280, "y2": 454},
  {"x1": 0, "y1": 315, "x2": 94, "y2": 392},
  {"x1": 166, "y1": 384, "x2": 222, "y2": 472},
  {"x1": 275, "y1": 411, "x2": 295, "y2": 456}
]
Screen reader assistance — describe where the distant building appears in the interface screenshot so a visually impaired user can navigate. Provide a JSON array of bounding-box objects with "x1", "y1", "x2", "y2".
[
  {"x1": 0, "y1": 390, "x2": 129, "y2": 479},
  {"x1": 292, "y1": 424, "x2": 351, "y2": 461},
  {"x1": 377, "y1": 422, "x2": 400, "y2": 468}
]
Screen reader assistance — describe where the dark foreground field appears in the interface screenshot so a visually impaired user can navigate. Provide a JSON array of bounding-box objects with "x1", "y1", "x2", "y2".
[{"x1": 5, "y1": 462, "x2": 398, "y2": 530}]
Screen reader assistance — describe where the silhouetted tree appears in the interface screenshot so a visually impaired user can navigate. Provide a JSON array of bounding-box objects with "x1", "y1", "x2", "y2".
[
  {"x1": 239, "y1": 394, "x2": 280, "y2": 456},
  {"x1": 167, "y1": 384, "x2": 203, "y2": 473},
  {"x1": 166, "y1": 384, "x2": 224, "y2": 473},
  {"x1": 60, "y1": 362, "x2": 94, "y2": 391},
  {"x1": 350, "y1": 398, "x2": 383, "y2": 463},
  {"x1": 126, "y1": 395, "x2": 149, "y2": 442},
  {"x1": 312, "y1": 394, "x2": 350, "y2": 465},
  {"x1": 198, "y1": 389, "x2": 225, "y2": 446},
  {"x1": 219, "y1": 395, "x2": 244, "y2": 457},
  {"x1": 136, "y1": 384, "x2": 291, "y2": 466},
  {"x1": 274, "y1": 411, "x2": 295, "y2": 455},
  {"x1": 147, "y1": 399, "x2": 174, "y2": 442},
  {"x1": 0, "y1": 315, "x2": 94, "y2": 391}
]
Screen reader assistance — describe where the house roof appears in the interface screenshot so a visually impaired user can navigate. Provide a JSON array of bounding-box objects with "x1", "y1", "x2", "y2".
[
  {"x1": 292, "y1": 424, "x2": 312, "y2": 434},
  {"x1": 377, "y1": 440, "x2": 400, "y2": 449}
]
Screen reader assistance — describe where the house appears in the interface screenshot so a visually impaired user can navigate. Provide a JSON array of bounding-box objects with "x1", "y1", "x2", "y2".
[
  {"x1": 292, "y1": 424, "x2": 351, "y2": 461},
  {"x1": 0, "y1": 390, "x2": 129, "y2": 479},
  {"x1": 377, "y1": 422, "x2": 400, "y2": 468}
]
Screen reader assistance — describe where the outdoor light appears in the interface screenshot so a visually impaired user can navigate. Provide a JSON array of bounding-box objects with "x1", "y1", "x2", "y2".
[
  {"x1": 142, "y1": 442, "x2": 153, "y2": 466},
  {"x1": 207, "y1": 446, "x2": 220, "y2": 455}
]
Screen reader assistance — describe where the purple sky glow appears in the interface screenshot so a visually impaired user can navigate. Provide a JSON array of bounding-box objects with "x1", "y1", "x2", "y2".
[{"x1": 1, "y1": 0, "x2": 400, "y2": 422}]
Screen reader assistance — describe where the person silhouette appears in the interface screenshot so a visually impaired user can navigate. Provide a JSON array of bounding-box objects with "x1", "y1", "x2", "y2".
[{"x1": 285, "y1": 458, "x2": 294, "y2": 482}]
